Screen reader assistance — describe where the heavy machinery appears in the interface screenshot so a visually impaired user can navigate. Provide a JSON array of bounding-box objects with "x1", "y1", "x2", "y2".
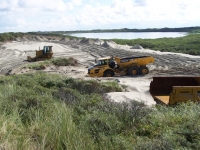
[
  {"x1": 88, "y1": 55, "x2": 154, "y2": 77},
  {"x1": 150, "y1": 76, "x2": 200, "y2": 105},
  {"x1": 27, "y1": 46, "x2": 53, "y2": 61}
]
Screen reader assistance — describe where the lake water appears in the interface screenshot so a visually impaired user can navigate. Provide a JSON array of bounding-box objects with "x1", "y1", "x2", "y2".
[{"x1": 69, "y1": 32, "x2": 187, "y2": 39}]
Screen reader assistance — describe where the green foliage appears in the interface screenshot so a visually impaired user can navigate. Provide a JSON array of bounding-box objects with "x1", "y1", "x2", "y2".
[
  {"x1": 0, "y1": 73, "x2": 200, "y2": 149},
  {"x1": 62, "y1": 78, "x2": 122, "y2": 94},
  {"x1": 53, "y1": 87, "x2": 82, "y2": 104},
  {"x1": 51, "y1": 57, "x2": 78, "y2": 66},
  {"x1": 26, "y1": 62, "x2": 49, "y2": 70},
  {"x1": 134, "y1": 103, "x2": 200, "y2": 149},
  {"x1": 24, "y1": 57, "x2": 78, "y2": 71},
  {"x1": 0, "y1": 32, "x2": 25, "y2": 42},
  {"x1": 113, "y1": 34, "x2": 200, "y2": 55}
]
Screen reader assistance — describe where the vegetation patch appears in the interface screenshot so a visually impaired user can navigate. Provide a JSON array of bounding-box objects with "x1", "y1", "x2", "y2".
[
  {"x1": 0, "y1": 73, "x2": 200, "y2": 149},
  {"x1": 0, "y1": 32, "x2": 25, "y2": 42},
  {"x1": 23, "y1": 57, "x2": 79, "y2": 71},
  {"x1": 52, "y1": 57, "x2": 78, "y2": 66},
  {"x1": 112, "y1": 34, "x2": 200, "y2": 55}
]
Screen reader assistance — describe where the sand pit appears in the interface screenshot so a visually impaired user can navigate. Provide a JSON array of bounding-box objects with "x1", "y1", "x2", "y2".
[
  {"x1": 105, "y1": 77, "x2": 156, "y2": 105},
  {"x1": 1, "y1": 37, "x2": 200, "y2": 106}
]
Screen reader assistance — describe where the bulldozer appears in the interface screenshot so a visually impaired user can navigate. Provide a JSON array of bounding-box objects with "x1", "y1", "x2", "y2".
[
  {"x1": 27, "y1": 46, "x2": 53, "y2": 61},
  {"x1": 88, "y1": 55, "x2": 154, "y2": 77},
  {"x1": 150, "y1": 76, "x2": 200, "y2": 105}
]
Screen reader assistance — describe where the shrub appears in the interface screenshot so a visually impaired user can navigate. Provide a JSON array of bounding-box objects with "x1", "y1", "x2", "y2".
[
  {"x1": 80, "y1": 112, "x2": 122, "y2": 142},
  {"x1": 52, "y1": 57, "x2": 78, "y2": 66},
  {"x1": 29, "y1": 64, "x2": 46, "y2": 70},
  {"x1": 53, "y1": 87, "x2": 82, "y2": 104}
]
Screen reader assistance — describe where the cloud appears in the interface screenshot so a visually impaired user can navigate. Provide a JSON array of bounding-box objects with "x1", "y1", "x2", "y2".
[
  {"x1": 71, "y1": 0, "x2": 82, "y2": 6},
  {"x1": 18, "y1": 0, "x2": 68, "y2": 11},
  {"x1": 1, "y1": 0, "x2": 200, "y2": 33},
  {"x1": 0, "y1": 0, "x2": 18, "y2": 11},
  {"x1": 134, "y1": 0, "x2": 146, "y2": 6}
]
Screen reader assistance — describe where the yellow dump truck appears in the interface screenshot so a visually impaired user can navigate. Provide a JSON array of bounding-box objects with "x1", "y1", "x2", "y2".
[
  {"x1": 150, "y1": 76, "x2": 200, "y2": 105},
  {"x1": 88, "y1": 56, "x2": 154, "y2": 77},
  {"x1": 27, "y1": 46, "x2": 53, "y2": 61}
]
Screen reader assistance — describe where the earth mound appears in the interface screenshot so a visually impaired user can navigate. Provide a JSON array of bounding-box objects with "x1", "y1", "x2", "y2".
[{"x1": 131, "y1": 44, "x2": 143, "y2": 49}]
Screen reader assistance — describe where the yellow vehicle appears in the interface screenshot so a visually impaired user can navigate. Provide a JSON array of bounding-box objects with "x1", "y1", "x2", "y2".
[
  {"x1": 88, "y1": 55, "x2": 155, "y2": 77},
  {"x1": 150, "y1": 76, "x2": 200, "y2": 105},
  {"x1": 27, "y1": 46, "x2": 53, "y2": 61}
]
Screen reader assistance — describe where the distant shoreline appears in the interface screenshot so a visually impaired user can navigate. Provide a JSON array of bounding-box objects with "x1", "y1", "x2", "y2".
[{"x1": 45, "y1": 26, "x2": 200, "y2": 34}]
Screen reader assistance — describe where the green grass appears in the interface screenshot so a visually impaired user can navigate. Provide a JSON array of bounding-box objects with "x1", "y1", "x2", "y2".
[
  {"x1": 112, "y1": 34, "x2": 200, "y2": 55},
  {"x1": 0, "y1": 32, "x2": 25, "y2": 42},
  {"x1": 24, "y1": 57, "x2": 78, "y2": 71},
  {"x1": 0, "y1": 73, "x2": 200, "y2": 149},
  {"x1": 51, "y1": 57, "x2": 78, "y2": 66}
]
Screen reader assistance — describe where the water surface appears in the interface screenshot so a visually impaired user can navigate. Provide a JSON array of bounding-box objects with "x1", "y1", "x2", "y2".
[{"x1": 68, "y1": 32, "x2": 187, "y2": 39}]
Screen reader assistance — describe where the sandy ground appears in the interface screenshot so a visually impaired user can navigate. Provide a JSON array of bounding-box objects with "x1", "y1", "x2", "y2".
[{"x1": 1, "y1": 38, "x2": 200, "y2": 106}]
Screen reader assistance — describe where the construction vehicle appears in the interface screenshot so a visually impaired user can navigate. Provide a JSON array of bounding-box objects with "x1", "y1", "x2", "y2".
[
  {"x1": 88, "y1": 55, "x2": 154, "y2": 77},
  {"x1": 27, "y1": 46, "x2": 53, "y2": 61},
  {"x1": 150, "y1": 76, "x2": 200, "y2": 105}
]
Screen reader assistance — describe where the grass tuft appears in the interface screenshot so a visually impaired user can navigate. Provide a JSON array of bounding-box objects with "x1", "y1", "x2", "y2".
[{"x1": 52, "y1": 57, "x2": 78, "y2": 66}]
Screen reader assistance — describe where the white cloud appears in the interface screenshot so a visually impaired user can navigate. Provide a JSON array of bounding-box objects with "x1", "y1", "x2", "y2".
[
  {"x1": 111, "y1": 0, "x2": 134, "y2": 14},
  {"x1": 71, "y1": 0, "x2": 82, "y2": 6},
  {"x1": 17, "y1": 0, "x2": 68, "y2": 11},
  {"x1": 0, "y1": 0, "x2": 18, "y2": 11},
  {"x1": 0, "y1": 0, "x2": 200, "y2": 32}
]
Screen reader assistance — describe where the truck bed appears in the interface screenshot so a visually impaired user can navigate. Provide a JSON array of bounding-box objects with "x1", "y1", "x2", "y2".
[
  {"x1": 120, "y1": 56, "x2": 152, "y2": 63},
  {"x1": 150, "y1": 77, "x2": 200, "y2": 105}
]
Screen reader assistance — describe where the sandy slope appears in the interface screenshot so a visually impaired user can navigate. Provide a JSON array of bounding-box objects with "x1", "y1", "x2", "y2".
[{"x1": 1, "y1": 39, "x2": 200, "y2": 106}]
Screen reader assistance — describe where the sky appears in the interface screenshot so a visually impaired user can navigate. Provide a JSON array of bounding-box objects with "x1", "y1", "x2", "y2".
[{"x1": 0, "y1": 0, "x2": 200, "y2": 33}]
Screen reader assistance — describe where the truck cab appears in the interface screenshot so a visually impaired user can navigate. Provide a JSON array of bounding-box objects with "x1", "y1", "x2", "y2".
[{"x1": 88, "y1": 56, "x2": 115, "y2": 77}]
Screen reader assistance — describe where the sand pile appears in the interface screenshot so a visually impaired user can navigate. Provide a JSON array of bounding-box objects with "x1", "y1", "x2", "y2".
[
  {"x1": 61, "y1": 37, "x2": 70, "y2": 42},
  {"x1": 131, "y1": 44, "x2": 143, "y2": 49},
  {"x1": 26, "y1": 35, "x2": 35, "y2": 41},
  {"x1": 104, "y1": 78, "x2": 156, "y2": 106},
  {"x1": 23, "y1": 37, "x2": 29, "y2": 41},
  {"x1": 35, "y1": 36, "x2": 44, "y2": 41},
  {"x1": 80, "y1": 38, "x2": 95, "y2": 45},
  {"x1": 41, "y1": 36, "x2": 48, "y2": 41},
  {"x1": 46, "y1": 37, "x2": 60, "y2": 41},
  {"x1": 102, "y1": 40, "x2": 118, "y2": 48},
  {"x1": 94, "y1": 38, "x2": 104, "y2": 46},
  {"x1": 70, "y1": 38, "x2": 78, "y2": 43},
  {"x1": 15, "y1": 37, "x2": 22, "y2": 42}
]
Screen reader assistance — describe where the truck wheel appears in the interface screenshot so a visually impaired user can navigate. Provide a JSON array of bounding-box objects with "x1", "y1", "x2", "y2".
[
  {"x1": 103, "y1": 70, "x2": 114, "y2": 77},
  {"x1": 139, "y1": 66, "x2": 149, "y2": 75},
  {"x1": 128, "y1": 67, "x2": 139, "y2": 76}
]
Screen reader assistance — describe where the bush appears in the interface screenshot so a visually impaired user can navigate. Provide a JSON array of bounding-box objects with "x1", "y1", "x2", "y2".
[
  {"x1": 52, "y1": 57, "x2": 78, "y2": 66},
  {"x1": 28, "y1": 64, "x2": 46, "y2": 70},
  {"x1": 53, "y1": 87, "x2": 82, "y2": 104},
  {"x1": 0, "y1": 32, "x2": 25, "y2": 42}
]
